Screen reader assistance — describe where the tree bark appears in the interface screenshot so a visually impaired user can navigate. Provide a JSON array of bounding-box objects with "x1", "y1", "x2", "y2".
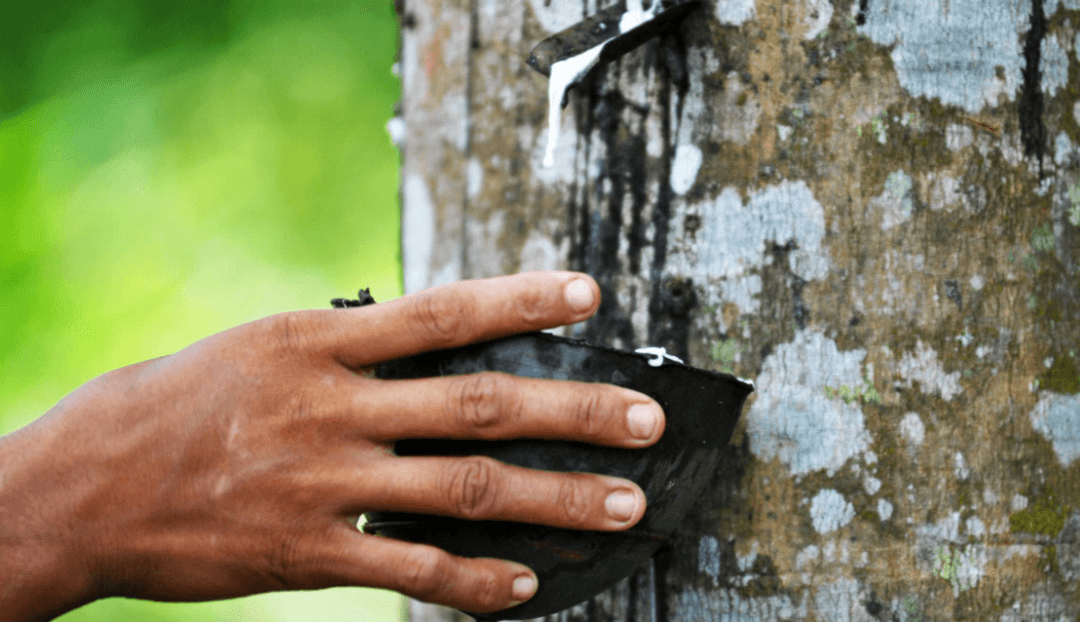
[{"x1": 395, "y1": 0, "x2": 1080, "y2": 619}]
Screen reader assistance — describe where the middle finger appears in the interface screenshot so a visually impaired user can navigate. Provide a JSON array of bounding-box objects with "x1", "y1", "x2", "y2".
[{"x1": 349, "y1": 372, "x2": 665, "y2": 446}]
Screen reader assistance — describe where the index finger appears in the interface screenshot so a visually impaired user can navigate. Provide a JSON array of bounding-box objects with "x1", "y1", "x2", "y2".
[{"x1": 327, "y1": 272, "x2": 600, "y2": 369}]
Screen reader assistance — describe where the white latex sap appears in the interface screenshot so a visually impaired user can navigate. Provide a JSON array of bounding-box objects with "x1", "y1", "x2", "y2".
[
  {"x1": 635, "y1": 346, "x2": 685, "y2": 367},
  {"x1": 543, "y1": 0, "x2": 664, "y2": 168}
]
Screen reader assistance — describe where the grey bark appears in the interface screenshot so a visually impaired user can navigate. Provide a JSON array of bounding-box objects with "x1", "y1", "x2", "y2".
[{"x1": 394, "y1": 0, "x2": 1080, "y2": 620}]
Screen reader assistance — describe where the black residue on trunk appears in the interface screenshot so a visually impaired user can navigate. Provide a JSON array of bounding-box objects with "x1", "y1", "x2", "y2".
[
  {"x1": 792, "y1": 274, "x2": 809, "y2": 330},
  {"x1": 944, "y1": 279, "x2": 963, "y2": 311},
  {"x1": 659, "y1": 32, "x2": 691, "y2": 133},
  {"x1": 856, "y1": 0, "x2": 868, "y2": 26},
  {"x1": 865, "y1": 590, "x2": 884, "y2": 616},
  {"x1": 763, "y1": 240, "x2": 811, "y2": 331},
  {"x1": 1019, "y1": 0, "x2": 1047, "y2": 173},
  {"x1": 572, "y1": 80, "x2": 636, "y2": 348},
  {"x1": 647, "y1": 29, "x2": 695, "y2": 361}
]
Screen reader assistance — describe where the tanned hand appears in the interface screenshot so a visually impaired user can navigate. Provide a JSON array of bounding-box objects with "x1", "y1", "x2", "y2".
[{"x1": 0, "y1": 272, "x2": 665, "y2": 621}]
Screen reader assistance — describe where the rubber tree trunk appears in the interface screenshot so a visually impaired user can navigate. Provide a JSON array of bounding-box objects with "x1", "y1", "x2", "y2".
[{"x1": 393, "y1": 0, "x2": 1080, "y2": 619}]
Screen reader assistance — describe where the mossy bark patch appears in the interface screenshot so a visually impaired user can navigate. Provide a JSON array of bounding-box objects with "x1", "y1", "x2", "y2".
[
  {"x1": 1010, "y1": 490, "x2": 1069, "y2": 538},
  {"x1": 1039, "y1": 355, "x2": 1080, "y2": 394}
]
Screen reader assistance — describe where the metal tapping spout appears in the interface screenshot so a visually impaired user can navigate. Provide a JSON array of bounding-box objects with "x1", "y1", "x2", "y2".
[
  {"x1": 525, "y1": 0, "x2": 700, "y2": 78},
  {"x1": 527, "y1": 0, "x2": 700, "y2": 168}
]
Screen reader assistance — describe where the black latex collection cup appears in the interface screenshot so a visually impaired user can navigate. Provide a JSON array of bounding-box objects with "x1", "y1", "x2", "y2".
[{"x1": 365, "y1": 332, "x2": 753, "y2": 621}]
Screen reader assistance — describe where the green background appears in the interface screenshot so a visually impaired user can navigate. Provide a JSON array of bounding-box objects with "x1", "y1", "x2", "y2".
[{"x1": 1, "y1": 0, "x2": 406, "y2": 619}]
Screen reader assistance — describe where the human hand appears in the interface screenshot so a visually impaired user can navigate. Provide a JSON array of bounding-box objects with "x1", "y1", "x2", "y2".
[{"x1": 0, "y1": 272, "x2": 665, "y2": 620}]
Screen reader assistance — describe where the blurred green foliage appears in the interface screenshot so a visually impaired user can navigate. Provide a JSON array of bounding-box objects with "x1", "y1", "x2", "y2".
[{"x1": 1, "y1": 0, "x2": 405, "y2": 619}]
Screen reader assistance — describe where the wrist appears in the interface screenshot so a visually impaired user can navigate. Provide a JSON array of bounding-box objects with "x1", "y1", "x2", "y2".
[{"x1": 0, "y1": 421, "x2": 99, "y2": 621}]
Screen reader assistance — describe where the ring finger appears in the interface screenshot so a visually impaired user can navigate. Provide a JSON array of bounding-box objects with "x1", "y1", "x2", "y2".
[{"x1": 349, "y1": 455, "x2": 646, "y2": 531}]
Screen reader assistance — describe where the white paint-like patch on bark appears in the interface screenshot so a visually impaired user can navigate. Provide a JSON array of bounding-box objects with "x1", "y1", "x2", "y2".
[
  {"x1": 897, "y1": 340, "x2": 963, "y2": 400},
  {"x1": 466, "y1": 157, "x2": 483, "y2": 199},
  {"x1": 859, "y1": 0, "x2": 1029, "y2": 113},
  {"x1": 796, "y1": 544, "x2": 820, "y2": 569},
  {"x1": 995, "y1": 131, "x2": 1026, "y2": 168},
  {"x1": 955, "y1": 452, "x2": 970, "y2": 480},
  {"x1": 737, "y1": 541, "x2": 759, "y2": 572},
  {"x1": 671, "y1": 144, "x2": 703, "y2": 195},
  {"x1": 715, "y1": 0, "x2": 756, "y2": 25},
  {"x1": 999, "y1": 588, "x2": 1076, "y2": 622},
  {"x1": 877, "y1": 499, "x2": 893, "y2": 521},
  {"x1": 694, "y1": 181, "x2": 829, "y2": 282},
  {"x1": 524, "y1": 0, "x2": 580, "y2": 33},
  {"x1": 698, "y1": 535, "x2": 721, "y2": 581},
  {"x1": 1055, "y1": 131, "x2": 1075, "y2": 167},
  {"x1": 1041, "y1": 32, "x2": 1070, "y2": 97},
  {"x1": 864, "y1": 475, "x2": 882, "y2": 495},
  {"x1": 899, "y1": 412, "x2": 925, "y2": 456},
  {"x1": 927, "y1": 172, "x2": 963, "y2": 211},
  {"x1": 777, "y1": 124, "x2": 793, "y2": 142},
  {"x1": 403, "y1": 174, "x2": 436, "y2": 293},
  {"x1": 1029, "y1": 392, "x2": 1080, "y2": 466},
  {"x1": 823, "y1": 539, "x2": 847, "y2": 563},
  {"x1": 747, "y1": 331, "x2": 872, "y2": 475},
  {"x1": 946, "y1": 124, "x2": 974, "y2": 151},
  {"x1": 877, "y1": 170, "x2": 915, "y2": 230},
  {"x1": 717, "y1": 274, "x2": 764, "y2": 319},
  {"x1": 718, "y1": 73, "x2": 764, "y2": 145},
  {"x1": 966, "y1": 516, "x2": 986, "y2": 539},
  {"x1": 1012, "y1": 493, "x2": 1029, "y2": 512},
  {"x1": 810, "y1": 489, "x2": 856, "y2": 534},
  {"x1": 674, "y1": 586, "x2": 807, "y2": 621},
  {"x1": 813, "y1": 579, "x2": 872, "y2": 622},
  {"x1": 801, "y1": 0, "x2": 834, "y2": 40},
  {"x1": 970, "y1": 274, "x2": 985, "y2": 290}
]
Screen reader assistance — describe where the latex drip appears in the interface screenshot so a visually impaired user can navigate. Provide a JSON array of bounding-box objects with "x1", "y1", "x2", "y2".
[{"x1": 543, "y1": 1, "x2": 664, "y2": 168}]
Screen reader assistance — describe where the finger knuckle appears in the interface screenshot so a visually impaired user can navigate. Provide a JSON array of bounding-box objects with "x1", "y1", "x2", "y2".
[
  {"x1": 409, "y1": 290, "x2": 474, "y2": 349},
  {"x1": 446, "y1": 456, "x2": 503, "y2": 520},
  {"x1": 399, "y1": 547, "x2": 449, "y2": 600},
  {"x1": 514, "y1": 287, "x2": 551, "y2": 326},
  {"x1": 283, "y1": 388, "x2": 316, "y2": 427},
  {"x1": 451, "y1": 373, "x2": 517, "y2": 434},
  {"x1": 471, "y1": 569, "x2": 503, "y2": 611},
  {"x1": 557, "y1": 476, "x2": 592, "y2": 526},
  {"x1": 266, "y1": 531, "x2": 310, "y2": 589},
  {"x1": 570, "y1": 389, "x2": 606, "y2": 439},
  {"x1": 269, "y1": 312, "x2": 312, "y2": 355}
]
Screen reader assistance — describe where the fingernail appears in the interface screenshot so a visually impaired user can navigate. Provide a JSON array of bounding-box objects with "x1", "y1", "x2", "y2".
[
  {"x1": 605, "y1": 490, "x2": 639, "y2": 522},
  {"x1": 564, "y1": 278, "x2": 595, "y2": 313},
  {"x1": 511, "y1": 574, "x2": 538, "y2": 603},
  {"x1": 627, "y1": 403, "x2": 660, "y2": 440}
]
